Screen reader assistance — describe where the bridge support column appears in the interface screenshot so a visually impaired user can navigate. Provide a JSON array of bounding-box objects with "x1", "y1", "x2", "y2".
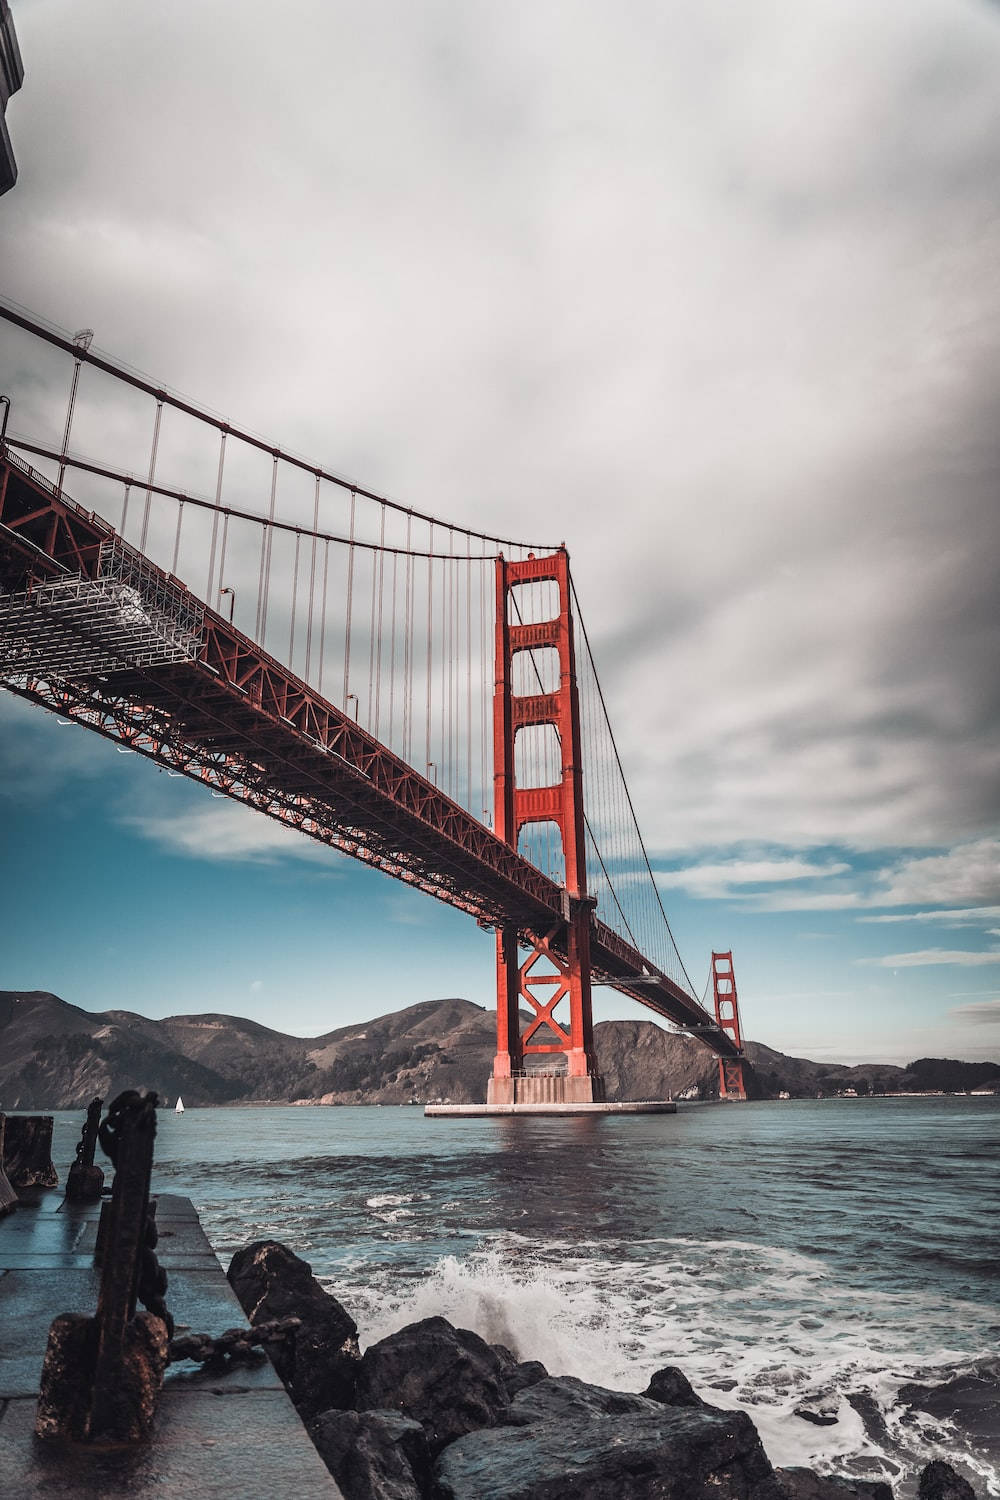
[
  {"x1": 712, "y1": 950, "x2": 747, "y2": 1100},
  {"x1": 489, "y1": 549, "x2": 604, "y2": 1107}
]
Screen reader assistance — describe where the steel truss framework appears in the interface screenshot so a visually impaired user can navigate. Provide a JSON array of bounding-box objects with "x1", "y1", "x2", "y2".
[{"x1": 0, "y1": 446, "x2": 741, "y2": 1059}]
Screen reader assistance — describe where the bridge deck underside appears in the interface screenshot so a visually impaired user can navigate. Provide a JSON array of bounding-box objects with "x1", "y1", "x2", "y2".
[{"x1": 0, "y1": 451, "x2": 739, "y2": 1058}]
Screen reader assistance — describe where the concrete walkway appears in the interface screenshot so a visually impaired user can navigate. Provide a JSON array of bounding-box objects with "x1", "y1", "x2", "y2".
[{"x1": 0, "y1": 1183, "x2": 342, "y2": 1498}]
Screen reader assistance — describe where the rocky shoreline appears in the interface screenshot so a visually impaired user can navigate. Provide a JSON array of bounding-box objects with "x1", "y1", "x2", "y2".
[{"x1": 219, "y1": 1239, "x2": 983, "y2": 1500}]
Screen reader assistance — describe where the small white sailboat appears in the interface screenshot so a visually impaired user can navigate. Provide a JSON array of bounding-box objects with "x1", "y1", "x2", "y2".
[{"x1": 175, "y1": 1096, "x2": 185, "y2": 1114}]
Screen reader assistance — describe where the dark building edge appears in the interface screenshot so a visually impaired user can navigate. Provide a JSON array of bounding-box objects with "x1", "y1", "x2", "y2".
[{"x1": 0, "y1": 0, "x2": 24, "y2": 196}]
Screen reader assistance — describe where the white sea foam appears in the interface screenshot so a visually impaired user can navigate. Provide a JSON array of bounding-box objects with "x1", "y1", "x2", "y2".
[
  {"x1": 365, "y1": 1192, "x2": 428, "y2": 1209},
  {"x1": 342, "y1": 1236, "x2": 999, "y2": 1496}
]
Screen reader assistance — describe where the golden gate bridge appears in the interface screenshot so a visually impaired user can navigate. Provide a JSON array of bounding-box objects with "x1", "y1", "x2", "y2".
[{"x1": 0, "y1": 302, "x2": 747, "y2": 1105}]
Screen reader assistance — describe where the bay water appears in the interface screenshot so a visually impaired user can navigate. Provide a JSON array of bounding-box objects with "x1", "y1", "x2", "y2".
[{"x1": 51, "y1": 1095, "x2": 1000, "y2": 1494}]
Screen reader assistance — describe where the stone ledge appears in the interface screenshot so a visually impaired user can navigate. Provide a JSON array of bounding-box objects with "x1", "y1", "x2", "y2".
[{"x1": 425, "y1": 1099, "x2": 678, "y2": 1116}]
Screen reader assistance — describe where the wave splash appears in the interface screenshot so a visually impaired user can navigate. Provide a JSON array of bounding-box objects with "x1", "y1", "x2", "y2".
[{"x1": 338, "y1": 1238, "x2": 999, "y2": 1497}]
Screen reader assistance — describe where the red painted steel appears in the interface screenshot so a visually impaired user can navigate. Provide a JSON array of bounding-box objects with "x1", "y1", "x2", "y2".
[
  {"x1": 492, "y1": 551, "x2": 598, "y2": 1084},
  {"x1": 711, "y1": 951, "x2": 748, "y2": 1099},
  {"x1": 0, "y1": 447, "x2": 743, "y2": 1060}
]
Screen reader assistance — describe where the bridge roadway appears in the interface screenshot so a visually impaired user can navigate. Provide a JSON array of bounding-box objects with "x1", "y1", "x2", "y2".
[{"x1": 0, "y1": 446, "x2": 739, "y2": 1059}]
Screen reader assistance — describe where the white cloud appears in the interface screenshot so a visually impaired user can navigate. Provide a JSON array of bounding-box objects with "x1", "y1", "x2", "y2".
[
  {"x1": 860, "y1": 948, "x2": 1000, "y2": 969},
  {"x1": 745, "y1": 890, "x2": 866, "y2": 913},
  {"x1": 859, "y1": 907, "x2": 1000, "y2": 926},
  {"x1": 123, "y1": 802, "x2": 342, "y2": 867},
  {"x1": 870, "y1": 840, "x2": 1000, "y2": 908},
  {"x1": 655, "y1": 857, "x2": 850, "y2": 900}
]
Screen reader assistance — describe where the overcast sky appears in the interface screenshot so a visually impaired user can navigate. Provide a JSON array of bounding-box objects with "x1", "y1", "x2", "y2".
[{"x1": 1, "y1": 0, "x2": 999, "y2": 1064}]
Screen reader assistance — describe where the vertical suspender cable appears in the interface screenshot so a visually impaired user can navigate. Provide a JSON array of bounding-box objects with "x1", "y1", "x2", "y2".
[
  {"x1": 138, "y1": 399, "x2": 163, "y2": 552},
  {"x1": 260, "y1": 454, "x2": 279, "y2": 643},
  {"x1": 217, "y1": 512, "x2": 230, "y2": 600},
  {"x1": 120, "y1": 483, "x2": 132, "y2": 535},
  {"x1": 171, "y1": 496, "x2": 184, "y2": 575},
  {"x1": 343, "y1": 489, "x2": 356, "y2": 709},
  {"x1": 367, "y1": 515, "x2": 377, "y2": 726},
  {"x1": 389, "y1": 547, "x2": 399, "y2": 748},
  {"x1": 289, "y1": 530, "x2": 301, "y2": 666},
  {"x1": 206, "y1": 429, "x2": 227, "y2": 601},
  {"x1": 425, "y1": 522, "x2": 434, "y2": 778},
  {"x1": 439, "y1": 533, "x2": 447, "y2": 790},
  {"x1": 305, "y1": 473, "x2": 321, "y2": 681},
  {"x1": 318, "y1": 538, "x2": 330, "y2": 697},
  {"x1": 465, "y1": 534, "x2": 473, "y2": 810},
  {"x1": 402, "y1": 514, "x2": 413, "y2": 763},
  {"x1": 256, "y1": 455, "x2": 278, "y2": 641},
  {"x1": 480, "y1": 544, "x2": 489, "y2": 822},
  {"x1": 374, "y1": 504, "x2": 386, "y2": 737}
]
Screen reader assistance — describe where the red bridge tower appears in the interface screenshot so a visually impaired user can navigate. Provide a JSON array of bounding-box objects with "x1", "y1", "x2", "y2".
[
  {"x1": 712, "y1": 951, "x2": 747, "y2": 1100},
  {"x1": 488, "y1": 549, "x2": 603, "y2": 1106}
]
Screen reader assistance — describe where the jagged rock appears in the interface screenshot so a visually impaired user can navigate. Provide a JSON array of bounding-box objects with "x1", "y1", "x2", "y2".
[
  {"x1": 776, "y1": 1469, "x2": 893, "y2": 1498},
  {"x1": 643, "y1": 1364, "x2": 709, "y2": 1408},
  {"x1": 354, "y1": 1316, "x2": 510, "y2": 1455},
  {"x1": 845, "y1": 1392, "x2": 892, "y2": 1448},
  {"x1": 0, "y1": 1112, "x2": 57, "y2": 1188},
  {"x1": 227, "y1": 1239, "x2": 360, "y2": 1417},
  {"x1": 505, "y1": 1360, "x2": 548, "y2": 1398},
  {"x1": 794, "y1": 1408, "x2": 839, "y2": 1427},
  {"x1": 310, "y1": 1408, "x2": 430, "y2": 1500},
  {"x1": 508, "y1": 1374, "x2": 662, "y2": 1423},
  {"x1": 918, "y1": 1460, "x2": 978, "y2": 1500},
  {"x1": 34, "y1": 1310, "x2": 169, "y2": 1443},
  {"x1": 432, "y1": 1398, "x2": 786, "y2": 1499},
  {"x1": 900, "y1": 1363, "x2": 1000, "y2": 1454}
]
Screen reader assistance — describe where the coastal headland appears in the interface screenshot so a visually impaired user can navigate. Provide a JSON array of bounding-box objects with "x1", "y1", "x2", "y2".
[{"x1": 3, "y1": 990, "x2": 998, "y2": 1111}]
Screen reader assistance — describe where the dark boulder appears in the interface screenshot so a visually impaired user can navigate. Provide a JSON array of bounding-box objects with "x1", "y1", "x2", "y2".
[
  {"x1": 643, "y1": 1364, "x2": 709, "y2": 1408},
  {"x1": 918, "y1": 1460, "x2": 979, "y2": 1499},
  {"x1": 900, "y1": 1363, "x2": 1000, "y2": 1460},
  {"x1": 310, "y1": 1408, "x2": 430, "y2": 1500},
  {"x1": 432, "y1": 1397, "x2": 786, "y2": 1499},
  {"x1": 508, "y1": 1374, "x2": 662, "y2": 1424},
  {"x1": 776, "y1": 1468, "x2": 893, "y2": 1498},
  {"x1": 793, "y1": 1391, "x2": 840, "y2": 1427},
  {"x1": 354, "y1": 1316, "x2": 509, "y2": 1455},
  {"x1": 227, "y1": 1239, "x2": 360, "y2": 1417},
  {"x1": 489, "y1": 1342, "x2": 547, "y2": 1398},
  {"x1": 505, "y1": 1360, "x2": 548, "y2": 1398}
]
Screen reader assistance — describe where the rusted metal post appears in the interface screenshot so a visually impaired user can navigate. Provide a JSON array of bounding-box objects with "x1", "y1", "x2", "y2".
[
  {"x1": 36, "y1": 1090, "x2": 172, "y2": 1443},
  {"x1": 65, "y1": 1095, "x2": 104, "y2": 1202}
]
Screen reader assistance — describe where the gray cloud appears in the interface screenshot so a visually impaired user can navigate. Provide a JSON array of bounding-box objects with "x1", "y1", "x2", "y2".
[
  {"x1": 948, "y1": 998, "x2": 1000, "y2": 1025},
  {"x1": 2, "y1": 0, "x2": 999, "y2": 869}
]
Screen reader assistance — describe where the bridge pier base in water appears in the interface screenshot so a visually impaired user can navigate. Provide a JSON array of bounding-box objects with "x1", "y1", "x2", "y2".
[{"x1": 486, "y1": 1071, "x2": 606, "y2": 1107}]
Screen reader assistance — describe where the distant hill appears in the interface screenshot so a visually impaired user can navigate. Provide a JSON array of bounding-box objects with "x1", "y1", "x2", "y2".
[{"x1": 0, "y1": 990, "x2": 997, "y2": 1110}]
